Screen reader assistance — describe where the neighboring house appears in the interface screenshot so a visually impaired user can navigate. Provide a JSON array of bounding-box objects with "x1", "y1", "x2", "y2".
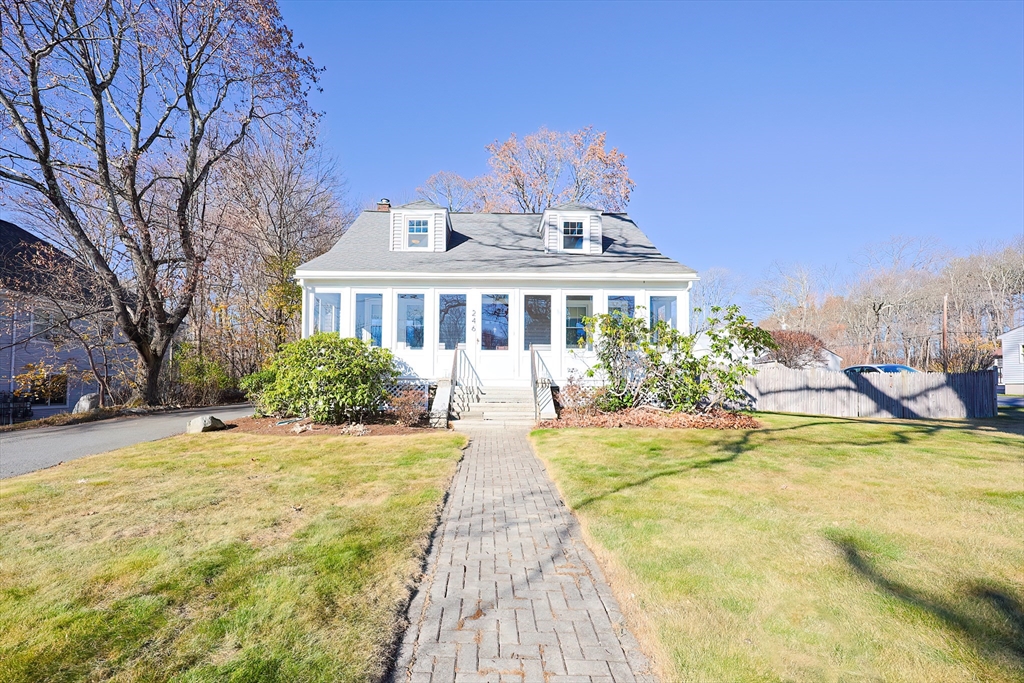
[
  {"x1": 294, "y1": 200, "x2": 697, "y2": 387},
  {"x1": 997, "y1": 325, "x2": 1024, "y2": 395},
  {"x1": 0, "y1": 219, "x2": 128, "y2": 420}
]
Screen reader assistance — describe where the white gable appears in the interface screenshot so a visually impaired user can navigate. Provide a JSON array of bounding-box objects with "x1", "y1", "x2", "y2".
[
  {"x1": 539, "y1": 205, "x2": 603, "y2": 254},
  {"x1": 389, "y1": 200, "x2": 451, "y2": 253}
]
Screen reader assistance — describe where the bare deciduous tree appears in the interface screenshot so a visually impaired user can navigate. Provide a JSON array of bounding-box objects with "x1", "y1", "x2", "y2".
[
  {"x1": 0, "y1": 0, "x2": 318, "y2": 403},
  {"x1": 417, "y1": 171, "x2": 482, "y2": 212},
  {"x1": 417, "y1": 126, "x2": 635, "y2": 213},
  {"x1": 690, "y1": 267, "x2": 744, "y2": 333},
  {"x1": 189, "y1": 129, "x2": 354, "y2": 378}
]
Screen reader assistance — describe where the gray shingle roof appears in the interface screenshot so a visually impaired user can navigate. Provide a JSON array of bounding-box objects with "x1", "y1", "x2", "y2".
[
  {"x1": 394, "y1": 199, "x2": 446, "y2": 210},
  {"x1": 297, "y1": 211, "x2": 695, "y2": 276}
]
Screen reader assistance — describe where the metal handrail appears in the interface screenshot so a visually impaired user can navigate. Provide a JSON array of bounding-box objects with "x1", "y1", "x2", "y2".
[{"x1": 530, "y1": 345, "x2": 538, "y2": 420}]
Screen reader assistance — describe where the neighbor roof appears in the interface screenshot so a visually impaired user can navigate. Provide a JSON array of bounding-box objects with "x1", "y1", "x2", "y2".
[
  {"x1": 297, "y1": 211, "x2": 695, "y2": 276},
  {"x1": 0, "y1": 219, "x2": 82, "y2": 294}
]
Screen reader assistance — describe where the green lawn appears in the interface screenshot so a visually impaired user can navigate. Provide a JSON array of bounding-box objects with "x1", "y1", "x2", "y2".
[
  {"x1": 0, "y1": 431, "x2": 466, "y2": 683},
  {"x1": 531, "y1": 410, "x2": 1024, "y2": 683}
]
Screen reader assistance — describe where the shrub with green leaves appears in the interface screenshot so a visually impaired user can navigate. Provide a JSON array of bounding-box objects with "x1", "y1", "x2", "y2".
[
  {"x1": 583, "y1": 305, "x2": 775, "y2": 413},
  {"x1": 243, "y1": 334, "x2": 398, "y2": 423}
]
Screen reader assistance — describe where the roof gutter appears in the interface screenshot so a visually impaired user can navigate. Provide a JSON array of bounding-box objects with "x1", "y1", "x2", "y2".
[{"x1": 294, "y1": 270, "x2": 699, "y2": 283}]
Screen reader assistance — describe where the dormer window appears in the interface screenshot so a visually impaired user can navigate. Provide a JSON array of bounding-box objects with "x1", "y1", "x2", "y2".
[
  {"x1": 407, "y1": 218, "x2": 429, "y2": 248},
  {"x1": 562, "y1": 221, "x2": 584, "y2": 250}
]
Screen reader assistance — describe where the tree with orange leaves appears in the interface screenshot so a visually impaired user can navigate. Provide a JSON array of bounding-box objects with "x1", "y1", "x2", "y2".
[{"x1": 418, "y1": 126, "x2": 634, "y2": 213}]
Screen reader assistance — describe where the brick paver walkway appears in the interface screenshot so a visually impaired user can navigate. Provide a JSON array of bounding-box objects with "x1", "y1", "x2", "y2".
[{"x1": 392, "y1": 427, "x2": 657, "y2": 683}]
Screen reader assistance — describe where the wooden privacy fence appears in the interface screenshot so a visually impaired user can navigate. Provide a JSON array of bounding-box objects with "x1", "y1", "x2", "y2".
[{"x1": 744, "y1": 366, "x2": 999, "y2": 419}]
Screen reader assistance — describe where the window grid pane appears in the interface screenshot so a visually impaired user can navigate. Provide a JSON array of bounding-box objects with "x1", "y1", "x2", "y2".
[
  {"x1": 313, "y1": 293, "x2": 340, "y2": 334},
  {"x1": 649, "y1": 296, "x2": 677, "y2": 339},
  {"x1": 408, "y1": 219, "x2": 429, "y2": 248},
  {"x1": 481, "y1": 294, "x2": 509, "y2": 350},
  {"x1": 608, "y1": 295, "x2": 635, "y2": 318},
  {"x1": 355, "y1": 293, "x2": 383, "y2": 346},
  {"x1": 565, "y1": 295, "x2": 592, "y2": 347},
  {"x1": 524, "y1": 295, "x2": 552, "y2": 350},
  {"x1": 439, "y1": 294, "x2": 466, "y2": 350},
  {"x1": 562, "y1": 221, "x2": 584, "y2": 250},
  {"x1": 397, "y1": 294, "x2": 425, "y2": 349}
]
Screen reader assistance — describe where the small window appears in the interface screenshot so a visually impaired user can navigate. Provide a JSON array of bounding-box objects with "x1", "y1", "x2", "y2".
[
  {"x1": 562, "y1": 221, "x2": 584, "y2": 250},
  {"x1": 439, "y1": 294, "x2": 466, "y2": 350},
  {"x1": 355, "y1": 293, "x2": 383, "y2": 346},
  {"x1": 481, "y1": 294, "x2": 509, "y2": 350},
  {"x1": 524, "y1": 295, "x2": 552, "y2": 350},
  {"x1": 566, "y1": 295, "x2": 592, "y2": 348},
  {"x1": 313, "y1": 293, "x2": 340, "y2": 334},
  {"x1": 397, "y1": 294, "x2": 425, "y2": 349},
  {"x1": 608, "y1": 296, "x2": 635, "y2": 319},
  {"x1": 408, "y1": 218, "x2": 429, "y2": 248}
]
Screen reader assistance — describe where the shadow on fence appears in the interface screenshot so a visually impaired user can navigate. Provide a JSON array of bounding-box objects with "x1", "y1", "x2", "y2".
[{"x1": 746, "y1": 367, "x2": 999, "y2": 419}]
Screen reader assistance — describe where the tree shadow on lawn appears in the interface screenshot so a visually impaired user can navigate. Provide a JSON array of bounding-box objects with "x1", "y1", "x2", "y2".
[
  {"x1": 569, "y1": 413, "x2": 1019, "y2": 510},
  {"x1": 831, "y1": 535, "x2": 1024, "y2": 672}
]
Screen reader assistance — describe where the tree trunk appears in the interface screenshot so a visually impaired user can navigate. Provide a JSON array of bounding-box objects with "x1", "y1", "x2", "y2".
[{"x1": 144, "y1": 352, "x2": 165, "y2": 406}]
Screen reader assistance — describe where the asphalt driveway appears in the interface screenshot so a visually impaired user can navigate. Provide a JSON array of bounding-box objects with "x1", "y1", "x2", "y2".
[{"x1": 0, "y1": 404, "x2": 253, "y2": 479}]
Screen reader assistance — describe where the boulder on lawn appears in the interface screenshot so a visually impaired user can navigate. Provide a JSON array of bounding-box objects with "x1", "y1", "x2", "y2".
[
  {"x1": 186, "y1": 415, "x2": 227, "y2": 433},
  {"x1": 72, "y1": 393, "x2": 100, "y2": 414}
]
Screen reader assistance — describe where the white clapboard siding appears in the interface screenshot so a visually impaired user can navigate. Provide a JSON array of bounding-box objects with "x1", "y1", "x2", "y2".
[
  {"x1": 589, "y1": 214, "x2": 602, "y2": 254},
  {"x1": 390, "y1": 211, "x2": 404, "y2": 251},
  {"x1": 744, "y1": 366, "x2": 998, "y2": 419},
  {"x1": 434, "y1": 211, "x2": 446, "y2": 251},
  {"x1": 546, "y1": 213, "x2": 559, "y2": 251}
]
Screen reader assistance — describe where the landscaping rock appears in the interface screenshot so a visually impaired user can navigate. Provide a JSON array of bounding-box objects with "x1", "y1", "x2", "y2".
[
  {"x1": 186, "y1": 415, "x2": 227, "y2": 433},
  {"x1": 72, "y1": 393, "x2": 101, "y2": 414}
]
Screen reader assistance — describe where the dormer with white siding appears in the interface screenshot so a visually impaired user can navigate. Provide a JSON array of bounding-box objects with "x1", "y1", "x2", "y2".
[
  {"x1": 539, "y1": 203, "x2": 603, "y2": 255},
  {"x1": 388, "y1": 199, "x2": 452, "y2": 252}
]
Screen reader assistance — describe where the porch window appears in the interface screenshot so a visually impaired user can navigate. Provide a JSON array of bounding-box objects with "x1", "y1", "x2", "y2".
[
  {"x1": 562, "y1": 221, "x2": 584, "y2": 250},
  {"x1": 523, "y1": 295, "x2": 552, "y2": 350},
  {"x1": 438, "y1": 294, "x2": 466, "y2": 350},
  {"x1": 355, "y1": 293, "x2": 383, "y2": 346},
  {"x1": 566, "y1": 295, "x2": 592, "y2": 348},
  {"x1": 313, "y1": 293, "x2": 340, "y2": 334},
  {"x1": 608, "y1": 295, "x2": 635, "y2": 319},
  {"x1": 397, "y1": 294, "x2": 425, "y2": 349},
  {"x1": 407, "y1": 218, "x2": 429, "y2": 248},
  {"x1": 481, "y1": 294, "x2": 509, "y2": 350},
  {"x1": 650, "y1": 295, "x2": 677, "y2": 333}
]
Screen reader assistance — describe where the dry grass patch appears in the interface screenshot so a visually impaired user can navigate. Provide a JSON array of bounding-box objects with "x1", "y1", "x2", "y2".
[
  {"x1": 0, "y1": 430, "x2": 466, "y2": 682},
  {"x1": 531, "y1": 410, "x2": 1024, "y2": 683}
]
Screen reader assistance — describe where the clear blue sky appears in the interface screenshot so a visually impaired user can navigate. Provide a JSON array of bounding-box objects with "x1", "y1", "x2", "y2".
[{"x1": 280, "y1": 0, "x2": 1023, "y2": 282}]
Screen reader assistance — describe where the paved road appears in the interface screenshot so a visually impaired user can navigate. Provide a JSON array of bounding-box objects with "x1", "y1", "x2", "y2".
[
  {"x1": 393, "y1": 426, "x2": 656, "y2": 683},
  {"x1": 0, "y1": 404, "x2": 253, "y2": 479}
]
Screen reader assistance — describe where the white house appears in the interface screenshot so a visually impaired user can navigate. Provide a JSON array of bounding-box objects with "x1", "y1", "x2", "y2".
[
  {"x1": 998, "y1": 325, "x2": 1024, "y2": 395},
  {"x1": 295, "y1": 200, "x2": 697, "y2": 389}
]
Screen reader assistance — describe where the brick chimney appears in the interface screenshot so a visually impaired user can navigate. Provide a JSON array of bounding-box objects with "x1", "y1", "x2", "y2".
[{"x1": 376, "y1": 198, "x2": 391, "y2": 212}]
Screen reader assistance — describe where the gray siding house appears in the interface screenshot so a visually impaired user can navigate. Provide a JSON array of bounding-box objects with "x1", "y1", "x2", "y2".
[
  {"x1": 0, "y1": 219, "x2": 128, "y2": 420},
  {"x1": 295, "y1": 200, "x2": 697, "y2": 388}
]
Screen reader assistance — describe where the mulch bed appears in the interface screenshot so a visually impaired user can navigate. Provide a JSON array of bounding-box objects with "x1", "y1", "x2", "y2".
[
  {"x1": 536, "y1": 408, "x2": 761, "y2": 430},
  {"x1": 228, "y1": 415, "x2": 433, "y2": 437}
]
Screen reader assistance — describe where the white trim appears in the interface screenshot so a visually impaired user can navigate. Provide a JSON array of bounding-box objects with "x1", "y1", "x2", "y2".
[
  {"x1": 296, "y1": 270, "x2": 697, "y2": 282},
  {"x1": 560, "y1": 218, "x2": 587, "y2": 252},
  {"x1": 405, "y1": 216, "x2": 432, "y2": 251}
]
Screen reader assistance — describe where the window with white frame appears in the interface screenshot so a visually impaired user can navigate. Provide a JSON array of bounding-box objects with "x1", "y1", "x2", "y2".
[
  {"x1": 407, "y1": 218, "x2": 429, "y2": 248},
  {"x1": 562, "y1": 221, "x2": 584, "y2": 250}
]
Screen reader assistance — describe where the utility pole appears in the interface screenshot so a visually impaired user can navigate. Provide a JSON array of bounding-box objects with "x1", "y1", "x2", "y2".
[{"x1": 942, "y1": 293, "x2": 949, "y2": 373}]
